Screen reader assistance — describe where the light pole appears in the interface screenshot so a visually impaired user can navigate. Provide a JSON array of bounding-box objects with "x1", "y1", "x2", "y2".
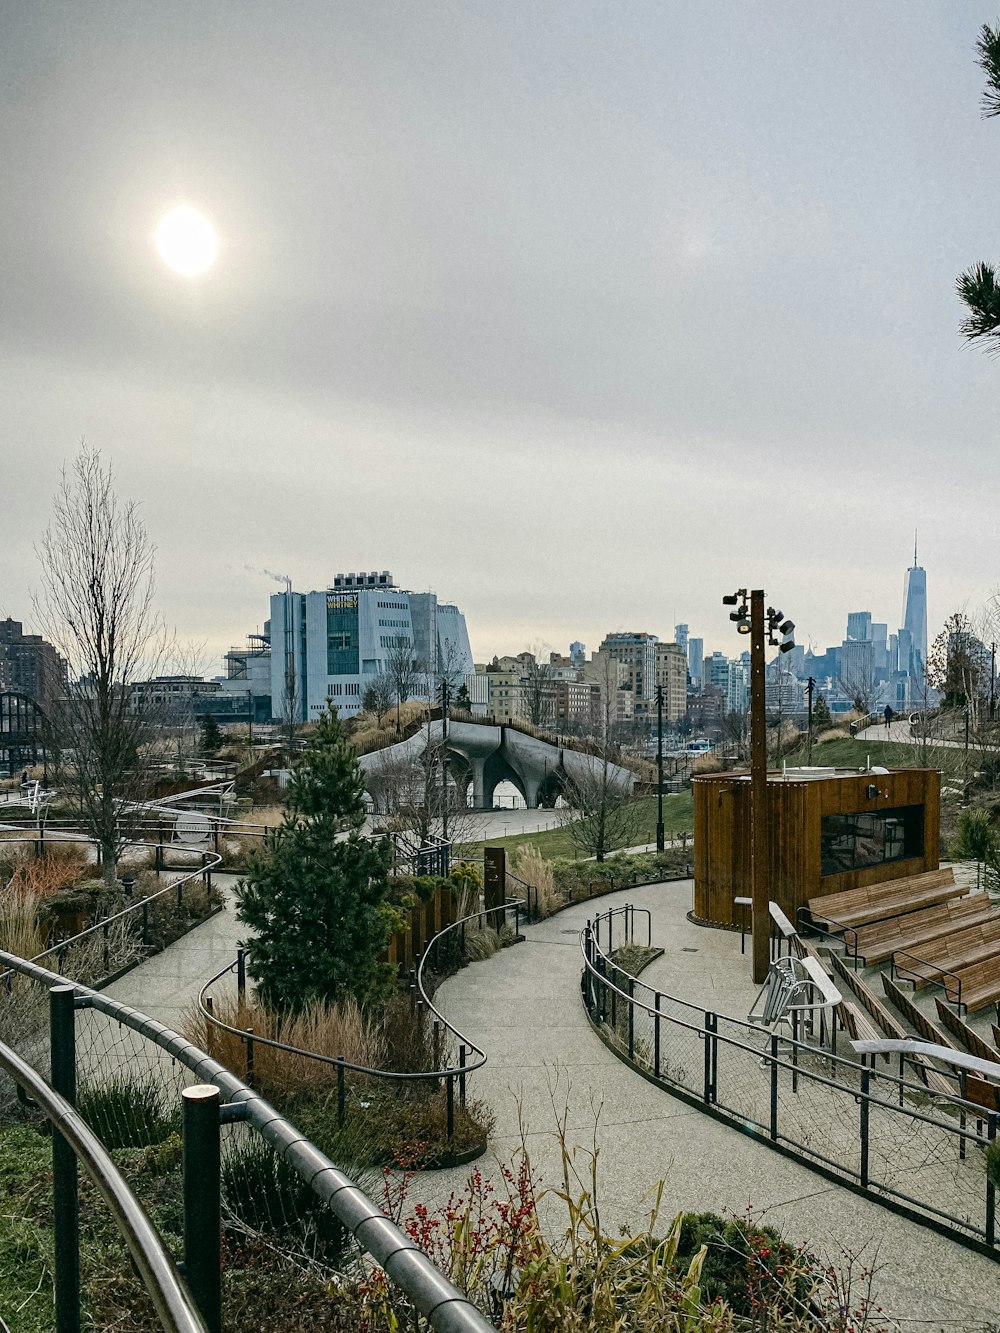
[
  {"x1": 439, "y1": 679, "x2": 451, "y2": 842},
  {"x1": 805, "y1": 676, "x2": 815, "y2": 764},
  {"x1": 723, "y1": 589, "x2": 796, "y2": 984},
  {"x1": 655, "y1": 684, "x2": 665, "y2": 852},
  {"x1": 991, "y1": 642, "x2": 996, "y2": 722}
]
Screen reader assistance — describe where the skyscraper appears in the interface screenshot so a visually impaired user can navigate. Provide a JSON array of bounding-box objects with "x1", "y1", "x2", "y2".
[{"x1": 901, "y1": 537, "x2": 928, "y2": 681}]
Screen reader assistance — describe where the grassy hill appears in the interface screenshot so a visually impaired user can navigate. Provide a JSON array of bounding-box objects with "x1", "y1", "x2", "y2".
[
  {"x1": 465, "y1": 790, "x2": 694, "y2": 860},
  {"x1": 782, "y1": 736, "x2": 963, "y2": 772}
]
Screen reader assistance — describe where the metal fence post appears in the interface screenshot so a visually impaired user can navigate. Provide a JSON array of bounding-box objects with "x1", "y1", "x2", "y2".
[
  {"x1": 236, "y1": 949, "x2": 247, "y2": 1004},
  {"x1": 627, "y1": 978, "x2": 635, "y2": 1060},
  {"x1": 654, "y1": 993, "x2": 661, "y2": 1078},
  {"x1": 459, "y1": 1044, "x2": 467, "y2": 1107},
  {"x1": 770, "y1": 1033, "x2": 779, "y2": 1142},
  {"x1": 446, "y1": 1073, "x2": 455, "y2": 1142},
  {"x1": 703, "y1": 1012, "x2": 717, "y2": 1104},
  {"x1": 182, "y1": 1085, "x2": 222, "y2": 1333},
  {"x1": 860, "y1": 1058, "x2": 871, "y2": 1188},
  {"x1": 50, "y1": 984, "x2": 80, "y2": 1333},
  {"x1": 988, "y1": 1113, "x2": 998, "y2": 1248}
]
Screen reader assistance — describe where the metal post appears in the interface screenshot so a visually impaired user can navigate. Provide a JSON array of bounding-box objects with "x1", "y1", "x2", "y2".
[
  {"x1": 446, "y1": 1073, "x2": 455, "y2": 1142},
  {"x1": 769, "y1": 1033, "x2": 779, "y2": 1142},
  {"x1": 806, "y1": 676, "x2": 815, "y2": 765},
  {"x1": 749, "y1": 590, "x2": 769, "y2": 985},
  {"x1": 654, "y1": 993, "x2": 661, "y2": 1078},
  {"x1": 440, "y1": 680, "x2": 450, "y2": 843},
  {"x1": 459, "y1": 1045, "x2": 467, "y2": 1107},
  {"x1": 703, "y1": 1013, "x2": 712, "y2": 1104},
  {"x1": 860, "y1": 1058, "x2": 871, "y2": 1187},
  {"x1": 627, "y1": 978, "x2": 635, "y2": 1060},
  {"x1": 236, "y1": 949, "x2": 247, "y2": 1004},
  {"x1": 987, "y1": 1112, "x2": 997, "y2": 1246},
  {"x1": 50, "y1": 984, "x2": 80, "y2": 1333},
  {"x1": 656, "y1": 685, "x2": 665, "y2": 853},
  {"x1": 156, "y1": 824, "x2": 164, "y2": 873},
  {"x1": 182, "y1": 1084, "x2": 222, "y2": 1333}
]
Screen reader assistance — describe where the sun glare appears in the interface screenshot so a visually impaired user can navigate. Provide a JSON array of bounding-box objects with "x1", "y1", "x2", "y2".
[{"x1": 155, "y1": 206, "x2": 218, "y2": 276}]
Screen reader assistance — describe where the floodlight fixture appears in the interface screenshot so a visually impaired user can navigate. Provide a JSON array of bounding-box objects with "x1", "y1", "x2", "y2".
[
  {"x1": 722, "y1": 594, "x2": 739, "y2": 606},
  {"x1": 780, "y1": 620, "x2": 795, "y2": 636},
  {"x1": 737, "y1": 621, "x2": 752, "y2": 635},
  {"x1": 779, "y1": 639, "x2": 795, "y2": 653}
]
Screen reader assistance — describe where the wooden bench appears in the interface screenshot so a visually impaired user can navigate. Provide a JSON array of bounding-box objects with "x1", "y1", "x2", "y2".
[
  {"x1": 934, "y1": 998, "x2": 1000, "y2": 1065},
  {"x1": 875, "y1": 975, "x2": 958, "y2": 1098},
  {"x1": 943, "y1": 958, "x2": 1000, "y2": 1015},
  {"x1": 828, "y1": 953, "x2": 908, "y2": 1066},
  {"x1": 841, "y1": 1001, "x2": 881, "y2": 1045},
  {"x1": 808, "y1": 868, "x2": 960, "y2": 932},
  {"x1": 892, "y1": 917, "x2": 1000, "y2": 990},
  {"x1": 847, "y1": 894, "x2": 990, "y2": 966}
]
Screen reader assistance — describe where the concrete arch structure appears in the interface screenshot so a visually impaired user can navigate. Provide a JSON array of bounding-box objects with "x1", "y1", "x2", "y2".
[{"x1": 360, "y1": 719, "x2": 636, "y2": 811}]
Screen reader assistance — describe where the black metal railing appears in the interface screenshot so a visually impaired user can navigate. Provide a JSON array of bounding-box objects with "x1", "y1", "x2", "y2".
[
  {"x1": 196, "y1": 888, "x2": 528, "y2": 1145},
  {"x1": 0, "y1": 948, "x2": 494, "y2": 1332},
  {"x1": 582, "y1": 905, "x2": 1000, "y2": 1257},
  {"x1": 891, "y1": 948, "x2": 965, "y2": 1009}
]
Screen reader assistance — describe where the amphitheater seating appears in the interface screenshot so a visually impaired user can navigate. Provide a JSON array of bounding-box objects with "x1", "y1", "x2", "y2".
[
  {"x1": 808, "y1": 868, "x2": 960, "y2": 932},
  {"x1": 878, "y1": 974, "x2": 957, "y2": 1097},
  {"x1": 934, "y1": 998, "x2": 1000, "y2": 1066},
  {"x1": 892, "y1": 917, "x2": 1000, "y2": 990},
  {"x1": 943, "y1": 959, "x2": 1000, "y2": 1015},
  {"x1": 845, "y1": 894, "x2": 992, "y2": 965},
  {"x1": 828, "y1": 953, "x2": 909, "y2": 1054}
]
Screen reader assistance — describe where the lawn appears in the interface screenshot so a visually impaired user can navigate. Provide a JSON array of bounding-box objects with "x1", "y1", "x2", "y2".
[
  {"x1": 782, "y1": 736, "x2": 961, "y2": 771},
  {"x1": 464, "y1": 791, "x2": 694, "y2": 860}
]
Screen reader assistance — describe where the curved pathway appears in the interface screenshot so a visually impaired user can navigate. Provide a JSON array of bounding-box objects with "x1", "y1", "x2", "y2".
[
  {"x1": 98, "y1": 874, "x2": 1000, "y2": 1328},
  {"x1": 430, "y1": 879, "x2": 1000, "y2": 1331}
]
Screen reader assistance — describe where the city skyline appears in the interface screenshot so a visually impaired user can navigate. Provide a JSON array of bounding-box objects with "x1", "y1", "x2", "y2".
[{"x1": 1, "y1": 4, "x2": 998, "y2": 673}]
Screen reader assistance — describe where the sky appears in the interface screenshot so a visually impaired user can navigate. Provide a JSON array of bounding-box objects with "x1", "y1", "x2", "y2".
[{"x1": 2, "y1": 1, "x2": 999, "y2": 672}]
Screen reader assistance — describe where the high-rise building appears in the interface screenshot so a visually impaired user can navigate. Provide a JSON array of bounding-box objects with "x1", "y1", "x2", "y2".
[
  {"x1": 654, "y1": 642, "x2": 687, "y2": 721},
  {"x1": 599, "y1": 632, "x2": 659, "y2": 711},
  {"x1": 269, "y1": 571, "x2": 473, "y2": 722},
  {"x1": 901, "y1": 541, "x2": 928, "y2": 683},
  {"x1": 674, "y1": 623, "x2": 689, "y2": 654},
  {"x1": 569, "y1": 641, "x2": 586, "y2": 668},
  {"x1": 687, "y1": 637, "x2": 704, "y2": 687},
  {"x1": 0, "y1": 619, "x2": 66, "y2": 711},
  {"x1": 846, "y1": 611, "x2": 872, "y2": 641}
]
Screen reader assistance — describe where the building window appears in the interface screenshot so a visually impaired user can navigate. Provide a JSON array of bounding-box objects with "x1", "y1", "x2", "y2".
[{"x1": 820, "y1": 805, "x2": 924, "y2": 877}]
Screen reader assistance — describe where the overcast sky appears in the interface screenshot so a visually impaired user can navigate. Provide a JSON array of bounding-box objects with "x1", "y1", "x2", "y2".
[{"x1": 2, "y1": 2, "x2": 998, "y2": 670}]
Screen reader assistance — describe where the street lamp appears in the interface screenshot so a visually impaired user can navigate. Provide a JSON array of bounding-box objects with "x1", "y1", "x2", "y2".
[
  {"x1": 655, "y1": 684, "x2": 665, "y2": 852},
  {"x1": 723, "y1": 589, "x2": 796, "y2": 985},
  {"x1": 439, "y1": 678, "x2": 451, "y2": 842}
]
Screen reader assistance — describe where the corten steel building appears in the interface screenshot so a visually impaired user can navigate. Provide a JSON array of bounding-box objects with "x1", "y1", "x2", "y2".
[
  {"x1": 270, "y1": 571, "x2": 474, "y2": 723},
  {"x1": 692, "y1": 765, "x2": 941, "y2": 928}
]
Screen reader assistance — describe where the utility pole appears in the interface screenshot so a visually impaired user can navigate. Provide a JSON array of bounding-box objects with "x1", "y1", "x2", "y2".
[
  {"x1": 991, "y1": 643, "x2": 996, "y2": 722},
  {"x1": 749, "y1": 591, "x2": 769, "y2": 985},
  {"x1": 655, "y1": 684, "x2": 665, "y2": 852}
]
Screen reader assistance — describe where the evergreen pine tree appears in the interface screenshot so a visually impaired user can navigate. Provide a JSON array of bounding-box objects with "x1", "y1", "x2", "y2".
[
  {"x1": 812, "y1": 693, "x2": 833, "y2": 731},
  {"x1": 234, "y1": 706, "x2": 394, "y2": 1011},
  {"x1": 200, "y1": 714, "x2": 223, "y2": 756}
]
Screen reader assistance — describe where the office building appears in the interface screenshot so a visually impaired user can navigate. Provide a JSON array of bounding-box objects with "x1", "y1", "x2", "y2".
[
  {"x1": 269, "y1": 571, "x2": 473, "y2": 722},
  {"x1": 687, "y1": 638, "x2": 704, "y2": 687},
  {"x1": 0, "y1": 619, "x2": 66, "y2": 711},
  {"x1": 599, "y1": 632, "x2": 659, "y2": 709},
  {"x1": 846, "y1": 611, "x2": 872, "y2": 642}
]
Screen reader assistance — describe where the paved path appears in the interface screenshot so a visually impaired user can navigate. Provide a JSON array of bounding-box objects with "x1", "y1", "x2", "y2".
[{"x1": 102, "y1": 876, "x2": 1000, "y2": 1329}]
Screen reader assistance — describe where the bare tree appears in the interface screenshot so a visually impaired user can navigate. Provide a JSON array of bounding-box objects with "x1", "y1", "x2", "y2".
[
  {"x1": 35, "y1": 447, "x2": 168, "y2": 886},
  {"x1": 556, "y1": 657, "x2": 641, "y2": 860},
  {"x1": 385, "y1": 634, "x2": 419, "y2": 732},
  {"x1": 521, "y1": 650, "x2": 554, "y2": 729},
  {"x1": 362, "y1": 671, "x2": 395, "y2": 728}
]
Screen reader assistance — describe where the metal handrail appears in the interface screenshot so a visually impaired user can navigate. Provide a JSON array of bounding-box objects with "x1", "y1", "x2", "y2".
[
  {"x1": 0, "y1": 832, "x2": 222, "y2": 977},
  {"x1": 892, "y1": 948, "x2": 965, "y2": 1009},
  {"x1": 0, "y1": 947, "x2": 493, "y2": 1333},
  {"x1": 582, "y1": 908, "x2": 994, "y2": 1124},
  {"x1": 0, "y1": 1035, "x2": 207, "y2": 1333},
  {"x1": 196, "y1": 893, "x2": 527, "y2": 1088}
]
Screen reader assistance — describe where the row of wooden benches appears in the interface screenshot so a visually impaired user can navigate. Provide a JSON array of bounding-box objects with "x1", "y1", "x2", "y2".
[
  {"x1": 825, "y1": 951, "x2": 1000, "y2": 1110},
  {"x1": 807, "y1": 867, "x2": 1000, "y2": 1015}
]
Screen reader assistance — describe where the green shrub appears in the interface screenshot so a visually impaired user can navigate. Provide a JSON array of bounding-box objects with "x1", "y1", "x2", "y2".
[{"x1": 77, "y1": 1072, "x2": 177, "y2": 1149}]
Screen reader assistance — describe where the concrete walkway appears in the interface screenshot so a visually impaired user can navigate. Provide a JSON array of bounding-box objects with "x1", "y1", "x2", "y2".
[{"x1": 101, "y1": 876, "x2": 1000, "y2": 1329}]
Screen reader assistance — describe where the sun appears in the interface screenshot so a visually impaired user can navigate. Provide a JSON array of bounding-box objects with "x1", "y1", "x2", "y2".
[{"x1": 155, "y1": 206, "x2": 218, "y2": 276}]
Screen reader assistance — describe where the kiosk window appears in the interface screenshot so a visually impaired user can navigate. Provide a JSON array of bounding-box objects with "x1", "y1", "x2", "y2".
[{"x1": 820, "y1": 805, "x2": 923, "y2": 876}]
